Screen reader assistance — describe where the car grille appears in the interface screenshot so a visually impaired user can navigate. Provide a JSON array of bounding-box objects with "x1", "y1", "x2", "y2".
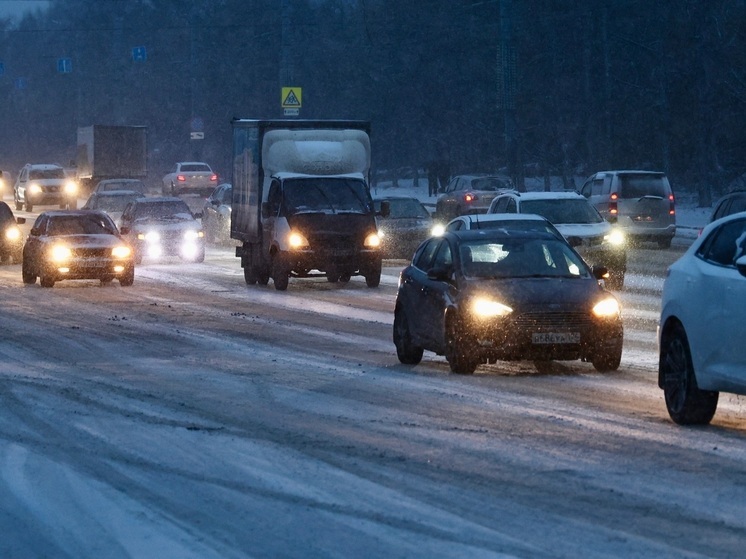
[
  {"x1": 512, "y1": 311, "x2": 593, "y2": 329},
  {"x1": 73, "y1": 247, "x2": 111, "y2": 258},
  {"x1": 566, "y1": 235, "x2": 603, "y2": 247}
]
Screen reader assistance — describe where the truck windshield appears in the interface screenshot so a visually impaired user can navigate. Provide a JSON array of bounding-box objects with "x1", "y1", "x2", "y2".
[{"x1": 283, "y1": 178, "x2": 372, "y2": 215}]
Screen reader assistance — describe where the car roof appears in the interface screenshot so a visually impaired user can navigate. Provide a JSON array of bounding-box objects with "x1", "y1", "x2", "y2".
[
  {"x1": 177, "y1": 161, "x2": 211, "y2": 166},
  {"x1": 453, "y1": 213, "x2": 550, "y2": 223},
  {"x1": 39, "y1": 209, "x2": 109, "y2": 217},
  {"x1": 25, "y1": 163, "x2": 64, "y2": 170},
  {"x1": 134, "y1": 196, "x2": 184, "y2": 203},
  {"x1": 93, "y1": 189, "x2": 141, "y2": 196},
  {"x1": 374, "y1": 195, "x2": 423, "y2": 201},
  {"x1": 500, "y1": 190, "x2": 586, "y2": 201},
  {"x1": 98, "y1": 178, "x2": 143, "y2": 183},
  {"x1": 444, "y1": 228, "x2": 559, "y2": 243}
]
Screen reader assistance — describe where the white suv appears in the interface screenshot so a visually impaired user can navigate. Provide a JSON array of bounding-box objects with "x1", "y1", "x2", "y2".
[
  {"x1": 14, "y1": 164, "x2": 78, "y2": 212},
  {"x1": 488, "y1": 190, "x2": 627, "y2": 289}
]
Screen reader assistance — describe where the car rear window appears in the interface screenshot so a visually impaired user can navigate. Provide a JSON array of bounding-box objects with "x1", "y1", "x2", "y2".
[
  {"x1": 521, "y1": 199, "x2": 603, "y2": 224},
  {"x1": 470, "y1": 177, "x2": 512, "y2": 191},
  {"x1": 618, "y1": 174, "x2": 669, "y2": 198},
  {"x1": 180, "y1": 164, "x2": 211, "y2": 172}
]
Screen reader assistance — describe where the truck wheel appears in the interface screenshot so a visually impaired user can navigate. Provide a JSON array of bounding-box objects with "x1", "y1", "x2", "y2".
[
  {"x1": 272, "y1": 254, "x2": 289, "y2": 291},
  {"x1": 25, "y1": 199, "x2": 33, "y2": 212},
  {"x1": 15, "y1": 200, "x2": 22, "y2": 211},
  {"x1": 243, "y1": 264, "x2": 258, "y2": 285},
  {"x1": 365, "y1": 269, "x2": 381, "y2": 288}
]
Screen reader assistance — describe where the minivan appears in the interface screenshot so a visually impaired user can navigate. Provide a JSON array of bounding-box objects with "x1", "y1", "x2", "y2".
[{"x1": 580, "y1": 170, "x2": 676, "y2": 248}]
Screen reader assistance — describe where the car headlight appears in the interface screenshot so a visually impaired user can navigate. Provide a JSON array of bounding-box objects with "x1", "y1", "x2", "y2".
[
  {"x1": 138, "y1": 231, "x2": 161, "y2": 242},
  {"x1": 604, "y1": 229, "x2": 625, "y2": 246},
  {"x1": 64, "y1": 181, "x2": 78, "y2": 196},
  {"x1": 50, "y1": 244, "x2": 72, "y2": 262},
  {"x1": 471, "y1": 297, "x2": 513, "y2": 318},
  {"x1": 431, "y1": 224, "x2": 445, "y2": 236},
  {"x1": 183, "y1": 230, "x2": 203, "y2": 241},
  {"x1": 364, "y1": 232, "x2": 381, "y2": 248},
  {"x1": 28, "y1": 182, "x2": 42, "y2": 195},
  {"x1": 288, "y1": 231, "x2": 309, "y2": 249},
  {"x1": 5, "y1": 226, "x2": 20, "y2": 241},
  {"x1": 112, "y1": 246, "x2": 131, "y2": 259},
  {"x1": 592, "y1": 297, "x2": 620, "y2": 318}
]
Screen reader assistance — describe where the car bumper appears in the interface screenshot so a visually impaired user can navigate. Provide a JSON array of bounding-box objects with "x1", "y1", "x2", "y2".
[
  {"x1": 282, "y1": 248, "x2": 382, "y2": 275},
  {"x1": 48, "y1": 259, "x2": 133, "y2": 280}
]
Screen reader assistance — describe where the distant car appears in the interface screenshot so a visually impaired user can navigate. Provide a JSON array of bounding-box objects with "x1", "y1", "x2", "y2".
[
  {"x1": 162, "y1": 162, "x2": 218, "y2": 197},
  {"x1": 82, "y1": 190, "x2": 142, "y2": 229},
  {"x1": 393, "y1": 229, "x2": 623, "y2": 374},
  {"x1": 435, "y1": 174, "x2": 513, "y2": 221},
  {"x1": 93, "y1": 178, "x2": 148, "y2": 195},
  {"x1": 580, "y1": 170, "x2": 676, "y2": 248},
  {"x1": 709, "y1": 190, "x2": 746, "y2": 223},
  {"x1": 21, "y1": 210, "x2": 134, "y2": 287},
  {"x1": 0, "y1": 201, "x2": 26, "y2": 263},
  {"x1": 202, "y1": 183, "x2": 232, "y2": 244},
  {"x1": 119, "y1": 196, "x2": 205, "y2": 264},
  {"x1": 14, "y1": 163, "x2": 79, "y2": 212},
  {"x1": 488, "y1": 190, "x2": 627, "y2": 289},
  {"x1": 373, "y1": 195, "x2": 433, "y2": 258},
  {"x1": 444, "y1": 213, "x2": 563, "y2": 238},
  {"x1": 658, "y1": 211, "x2": 746, "y2": 425}
]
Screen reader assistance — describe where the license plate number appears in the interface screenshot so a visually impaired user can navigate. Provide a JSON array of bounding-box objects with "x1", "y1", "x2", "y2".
[{"x1": 532, "y1": 332, "x2": 580, "y2": 344}]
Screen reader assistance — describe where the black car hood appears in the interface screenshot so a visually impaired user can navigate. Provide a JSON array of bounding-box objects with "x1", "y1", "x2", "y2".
[{"x1": 462, "y1": 276, "x2": 604, "y2": 310}]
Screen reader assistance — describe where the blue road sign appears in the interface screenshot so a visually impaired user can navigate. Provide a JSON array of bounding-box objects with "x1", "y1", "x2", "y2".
[
  {"x1": 57, "y1": 58, "x2": 72, "y2": 73},
  {"x1": 132, "y1": 46, "x2": 147, "y2": 62}
]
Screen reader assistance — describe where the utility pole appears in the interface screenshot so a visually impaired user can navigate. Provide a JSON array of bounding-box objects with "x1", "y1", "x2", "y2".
[
  {"x1": 280, "y1": 0, "x2": 294, "y2": 91},
  {"x1": 497, "y1": 0, "x2": 521, "y2": 190}
]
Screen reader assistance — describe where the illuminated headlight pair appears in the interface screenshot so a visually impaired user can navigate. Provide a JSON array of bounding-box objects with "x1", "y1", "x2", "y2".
[
  {"x1": 471, "y1": 297, "x2": 513, "y2": 318},
  {"x1": 604, "y1": 229, "x2": 625, "y2": 246},
  {"x1": 51, "y1": 244, "x2": 131, "y2": 261}
]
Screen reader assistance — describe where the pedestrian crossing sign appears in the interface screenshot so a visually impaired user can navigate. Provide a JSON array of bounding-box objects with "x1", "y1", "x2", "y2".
[{"x1": 281, "y1": 87, "x2": 302, "y2": 108}]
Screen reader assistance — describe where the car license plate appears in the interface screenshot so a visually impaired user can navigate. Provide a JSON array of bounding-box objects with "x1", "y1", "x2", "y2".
[{"x1": 532, "y1": 332, "x2": 580, "y2": 344}]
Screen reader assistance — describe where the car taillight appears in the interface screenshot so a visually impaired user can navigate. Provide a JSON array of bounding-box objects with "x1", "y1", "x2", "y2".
[
  {"x1": 210, "y1": 174, "x2": 218, "y2": 181},
  {"x1": 177, "y1": 175, "x2": 186, "y2": 182},
  {"x1": 669, "y1": 193, "x2": 675, "y2": 215},
  {"x1": 609, "y1": 192, "x2": 618, "y2": 215},
  {"x1": 464, "y1": 193, "x2": 477, "y2": 203}
]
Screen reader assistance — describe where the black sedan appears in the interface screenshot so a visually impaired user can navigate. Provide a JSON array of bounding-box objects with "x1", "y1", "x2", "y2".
[
  {"x1": 393, "y1": 229, "x2": 623, "y2": 374},
  {"x1": 22, "y1": 210, "x2": 135, "y2": 287},
  {"x1": 374, "y1": 195, "x2": 433, "y2": 259},
  {"x1": 0, "y1": 201, "x2": 26, "y2": 264}
]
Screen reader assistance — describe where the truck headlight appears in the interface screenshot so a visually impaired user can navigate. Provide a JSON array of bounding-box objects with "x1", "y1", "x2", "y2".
[
  {"x1": 184, "y1": 230, "x2": 203, "y2": 241},
  {"x1": 28, "y1": 183, "x2": 42, "y2": 195},
  {"x1": 288, "y1": 231, "x2": 309, "y2": 249},
  {"x1": 50, "y1": 244, "x2": 72, "y2": 262},
  {"x1": 112, "y1": 246, "x2": 131, "y2": 259},
  {"x1": 364, "y1": 232, "x2": 381, "y2": 248},
  {"x1": 63, "y1": 181, "x2": 78, "y2": 196},
  {"x1": 471, "y1": 297, "x2": 513, "y2": 318}
]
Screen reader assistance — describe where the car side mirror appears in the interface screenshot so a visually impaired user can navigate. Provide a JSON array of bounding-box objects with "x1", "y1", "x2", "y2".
[
  {"x1": 211, "y1": 199, "x2": 220, "y2": 206},
  {"x1": 607, "y1": 215, "x2": 618, "y2": 224},
  {"x1": 120, "y1": 226, "x2": 130, "y2": 235},
  {"x1": 29, "y1": 227, "x2": 40, "y2": 236},
  {"x1": 427, "y1": 265, "x2": 453, "y2": 282},
  {"x1": 737, "y1": 256, "x2": 746, "y2": 278},
  {"x1": 378, "y1": 200, "x2": 390, "y2": 218},
  {"x1": 193, "y1": 211, "x2": 203, "y2": 219},
  {"x1": 16, "y1": 217, "x2": 26, "y2": 225},
  {"x1": 592, "y1": 265, "x2": 609, "y2": 281}
]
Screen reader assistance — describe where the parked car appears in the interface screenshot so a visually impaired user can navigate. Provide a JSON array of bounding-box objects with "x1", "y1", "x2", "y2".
[
  {"x1": 444, "y1": 213, "x2": 563, "y2": 238},
  {"x1": 709, "y1": 190, "x2": 746, "y2": 223},
  {"x1": 93, "y1": 178, "x2": 148, "y2": 195},
  {"x1": 658, "y1": 211, "x2": 746, "y2": 425},
  {"x1": 393, "y1": 229, "x2": 623, "y2": 374},
  {"x1": 82, "y1": 190, "x2": 142, "y2": 229},
  {"x1": 14, "y1": 163, "x2": 79, "y2": 212},
  {"x1": 162, "y1": 162, "x2": 218, "y2": 196},
  {"x1": 580, "y1": 170, "x2": 676, "y2": 248},
  {"x1": 0, "y1": 201, "x2": 26, "y2": 263},
  {"x1": 21, "y1": 210, "x2": 134, "y2": 287},
  {"x1": 435, "y1": 174, "x2": 513, "y2": 221},
  {"x1": 488, "y1": 190, "x2": 627, "y2": 289},
  {"x1": 119, "y1": 197, "x2": 205, "y2": 264},
  {"x1": 373, "y1": 195, "x2": 433, "y2": 258},
  {"x1": 202, "y1": 183, "x2": 232, "y2": 244}
]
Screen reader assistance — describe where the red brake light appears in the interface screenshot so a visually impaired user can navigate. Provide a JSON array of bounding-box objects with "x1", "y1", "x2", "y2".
[
  {"x1": 669, "y1": 193, "x2": 675, "y2": 215},
  {"x1": 610, "y1": 193, "x2": 618, "y2": 201},
  {"x1": 464, "y1": 193, "x2": 477, "y2": 203},
  {"x1": 211, "y1": 174, "x2": 218, "y2": 181},
  {"x1": 609, "y1": 194, "x2": 618, "y2": 215},
  {"x1": 176, "y1": 174, "x2": 186, "y2": 182}
]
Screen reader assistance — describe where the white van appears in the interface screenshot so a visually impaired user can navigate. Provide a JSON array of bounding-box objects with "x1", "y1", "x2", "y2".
[{"x1": 580, "y1": 170, "x2": 676, "y2": 248}]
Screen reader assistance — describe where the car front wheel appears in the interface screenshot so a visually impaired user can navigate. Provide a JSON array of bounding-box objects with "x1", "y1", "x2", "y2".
[
  {"x1": 592, "y1": 340, "x2": 623, "y2": 372},
  {"x1": 660, "y1": 322, "x2": 718, "y2": 425},
  {"x1": 22, "y1": 261, "x2": 36, "y2": 284},
  {"x1": 445, "y1": 315, "x2": 478, "y2": 374},
  {"x1": 393, "y1": 307, "x2": 423, "y2": 365}
]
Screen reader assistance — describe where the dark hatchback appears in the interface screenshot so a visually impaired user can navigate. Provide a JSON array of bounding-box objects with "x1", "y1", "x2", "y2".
[
  {"x1": 0, "y1": 201, "x2": 26, "y2": 263},
  {"x1": 393, "y1": 229, "x2": 623, "y2": 374}
]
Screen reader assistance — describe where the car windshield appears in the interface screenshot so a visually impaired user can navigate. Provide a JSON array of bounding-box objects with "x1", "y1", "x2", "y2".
[
  {"x1": 134, "y1": 201, "x2": 193, "y2": 221},
  {"x1": 284, "y1": 178, "x2": 372, "y2": 215},
  {"x1": 180, "y1": 164, "x2": 211, "y2": 172},
  {"x1": 521, "y1": 199, "x2": 603, "y2": 224},
  {"x1": 470, "y1": 177, "x2": 512, "y2": 191},
  {"x1": 46, "y1": 215, "x2": 117, "y2": 236},
  {"x1": 92, "y1": 194, "x2": 140, "y2": 212},
  {"x1": 471, "y1": 218, "x2": 559, "y2": 236},
  {"x1": 29, "y1": 168, "x2": 65, "y2": 180},
  {"x1": 619, "y1": 174, "x2": 669, "y2": 198},
  {"x1": 460, "y1": 237, "x2": 589, "y2": 279},
  {"x1": 377, "y1": 198, "x2": 430, "y2": 219}
]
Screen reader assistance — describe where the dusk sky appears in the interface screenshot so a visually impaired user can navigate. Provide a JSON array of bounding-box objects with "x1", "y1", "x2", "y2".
[{"x1": 0, "y1": 0, "x2": 49, "y2": 21}]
